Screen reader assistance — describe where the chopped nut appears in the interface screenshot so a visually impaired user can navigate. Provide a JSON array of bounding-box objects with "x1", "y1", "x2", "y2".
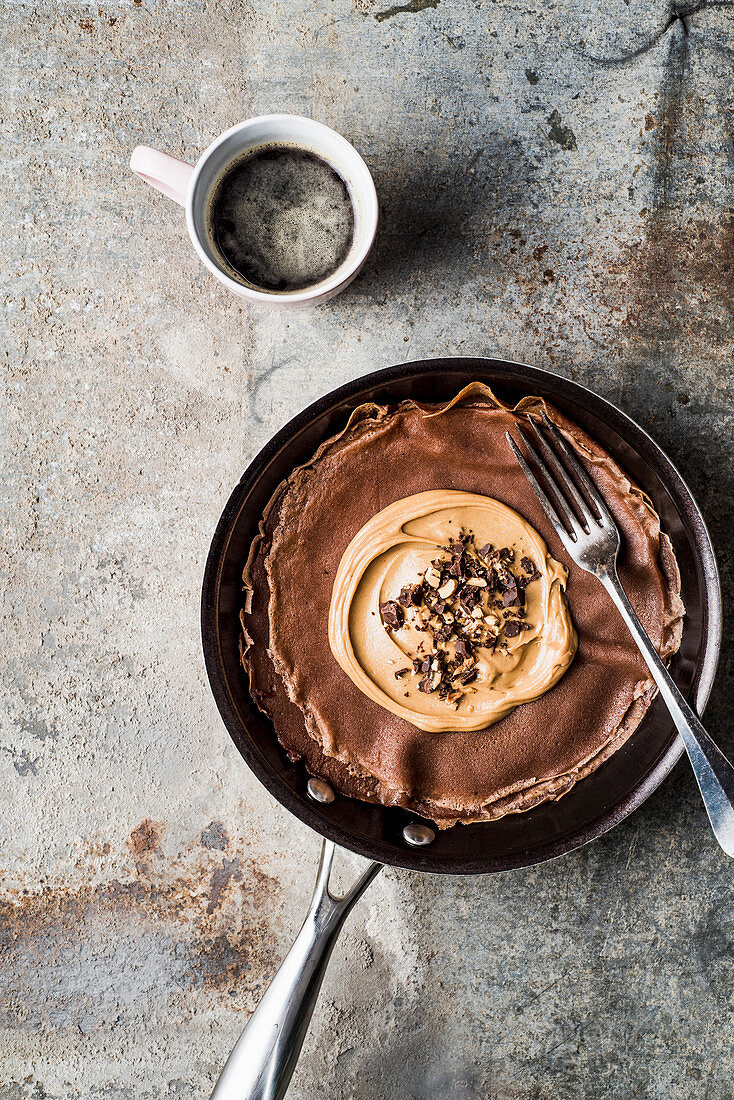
[
  {"x1": 466, "y1": 577, "x2": 487, "y2": 587},
  {"x1": 424, "y1": 566, "x2": 441, "y2": 589},
  {"x1": 438, "y1": 577, "x2": 457, "y2": 598},
  {"x1": 471, "y1": 607, "x2": 484, "y2": 620}
]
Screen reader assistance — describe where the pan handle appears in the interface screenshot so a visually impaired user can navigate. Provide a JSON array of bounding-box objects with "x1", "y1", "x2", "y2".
[{"x1": 210, "y1": 839, "x2": 382, "y2": 1100}]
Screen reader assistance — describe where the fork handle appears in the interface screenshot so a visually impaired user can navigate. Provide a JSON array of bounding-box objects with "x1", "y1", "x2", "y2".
[{"x1": 601, "y1": 569, "x2": 734, "y2": 858}]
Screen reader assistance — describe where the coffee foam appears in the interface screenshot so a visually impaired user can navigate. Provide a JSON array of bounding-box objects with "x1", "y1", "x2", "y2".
[{"x1": 208, "y1": 144, "x2": 355, "y2": 293}]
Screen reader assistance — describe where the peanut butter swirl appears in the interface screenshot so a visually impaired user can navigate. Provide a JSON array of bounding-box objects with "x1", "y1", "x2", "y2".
[{"x1": 329, "y1": 490, "x2": 577, "y2": 732}]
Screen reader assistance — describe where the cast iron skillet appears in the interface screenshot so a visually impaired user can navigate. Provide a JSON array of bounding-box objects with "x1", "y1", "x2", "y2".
[{"x1": 201, "y1": 358, "x2": 721, "y2": 1100}]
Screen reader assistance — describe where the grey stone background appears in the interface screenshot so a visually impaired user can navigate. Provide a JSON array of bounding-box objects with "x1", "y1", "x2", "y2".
[{"x1": 2, "y1": 0, "x2": 733, "y2": 1097}]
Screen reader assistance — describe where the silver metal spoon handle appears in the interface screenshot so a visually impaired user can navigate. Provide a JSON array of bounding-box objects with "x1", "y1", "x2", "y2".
[
  {"x1": 210, "y1": 839, "x2": 382, "y2": 1100},
  {"x1": 601, "y1": 568, "x2": 734, "y2": 858}
]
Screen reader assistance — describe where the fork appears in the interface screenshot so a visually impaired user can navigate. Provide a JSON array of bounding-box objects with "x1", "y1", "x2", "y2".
[{"x1": 507, "y1": 413, "x2": 734, "y2": 858}]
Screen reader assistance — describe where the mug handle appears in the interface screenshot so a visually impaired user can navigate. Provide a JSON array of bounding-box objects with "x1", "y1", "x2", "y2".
[{"x1": 130, "y1": 145, "x2": 194, "y2": 207}]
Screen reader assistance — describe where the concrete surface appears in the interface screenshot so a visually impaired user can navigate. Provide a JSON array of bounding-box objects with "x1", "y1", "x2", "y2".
[{"x1": 2, "y1": 1, "x2": 733, "y2": 1097}]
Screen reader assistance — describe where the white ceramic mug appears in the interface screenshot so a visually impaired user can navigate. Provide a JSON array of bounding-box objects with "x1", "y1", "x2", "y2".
[{"x1": 130, "y1": 114, "x2": 378, "y2": 309}]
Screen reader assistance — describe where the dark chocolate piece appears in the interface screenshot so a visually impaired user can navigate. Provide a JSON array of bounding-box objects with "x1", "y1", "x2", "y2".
[{"x1": 379, "y1": 600, "x2": 404, "y2": 629}]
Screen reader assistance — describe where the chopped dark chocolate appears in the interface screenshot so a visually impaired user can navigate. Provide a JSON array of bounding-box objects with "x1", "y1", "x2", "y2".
[
  {"x1": 459, "y1": 587, "x2": 480, "y2": 610},
  {"x1": 447, "y1": 556, "x2": 464, "y2": 578},
  {"x1": 504, "y1": 620, "x2": 522, "y2": 638},
  {"x1": 398, "y1": 583, "x2": 423, "y2": 607},
  {"x1": 394, "y1": 667, "x2": 410, "y2": 679},
  {"x1": 495, "y1": 569, "x2": 512, "y2": 592},
  {"x1": 379, "y1": 600, "x2": 404, "y2": 629}
]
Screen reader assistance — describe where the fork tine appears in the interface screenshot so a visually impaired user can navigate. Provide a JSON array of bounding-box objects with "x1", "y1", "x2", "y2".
[
  {"x1": 540, "y1": 412, "x2": 616, "y2": 528},
  {"x1": 505, "y1": 430, "x2": 577, "y2": 544},
  {"x1": 514, "y1": 426, "x2": 580, "y2": 539},
  {"x1": 525, "y1": 417, "x2": 597, "y2": 532}
]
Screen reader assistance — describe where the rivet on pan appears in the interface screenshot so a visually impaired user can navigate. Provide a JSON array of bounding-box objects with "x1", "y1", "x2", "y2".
[
  {"x1": 402, "y1": 822, "x2": 435, "y2": 847},
  {"x1": 307, "y1": 777, "x2": 336, "y2": 804}
]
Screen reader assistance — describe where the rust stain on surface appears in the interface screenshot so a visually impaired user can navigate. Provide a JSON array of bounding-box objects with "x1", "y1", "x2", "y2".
[
  {"x1": 207, "y1": 856, "x2": 243, "y2": 915},
  {"x1": 127, "y1": 818, "x2": 165, "y2": 857},
  {"x1": 0, "y1": 839, "x2": 284, "y2": 1029},
  {"x1": 624, "y1": 216, "x2": 734, "y2": 349},
  {"x1": 79, "y1": 7, "x2": 118, "y2": 33}
]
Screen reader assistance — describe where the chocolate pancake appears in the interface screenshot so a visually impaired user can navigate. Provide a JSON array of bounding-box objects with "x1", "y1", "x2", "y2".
[{"x1": 241, "y1": 384, "x2": 684, "y2": 828}]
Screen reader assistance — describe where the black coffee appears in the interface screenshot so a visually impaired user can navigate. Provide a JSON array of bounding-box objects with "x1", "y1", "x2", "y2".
[{"x1": 209, "y1": 145, "x2": 355, "y2": 293}]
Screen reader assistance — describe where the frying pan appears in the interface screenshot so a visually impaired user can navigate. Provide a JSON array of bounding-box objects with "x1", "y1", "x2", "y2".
[{"x1": 201, "y1": 357, "x2": 721, "y2": 1100}]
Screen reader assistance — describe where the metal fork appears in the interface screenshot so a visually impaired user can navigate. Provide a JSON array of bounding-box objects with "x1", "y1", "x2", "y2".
[{"x1": 507, "y1": 413, "x2": 734, "y2": 858}]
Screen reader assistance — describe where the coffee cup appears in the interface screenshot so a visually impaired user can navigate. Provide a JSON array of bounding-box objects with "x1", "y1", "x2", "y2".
[{"x1": 130, "y1": 114, "x2": 378, "y2": 309}]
